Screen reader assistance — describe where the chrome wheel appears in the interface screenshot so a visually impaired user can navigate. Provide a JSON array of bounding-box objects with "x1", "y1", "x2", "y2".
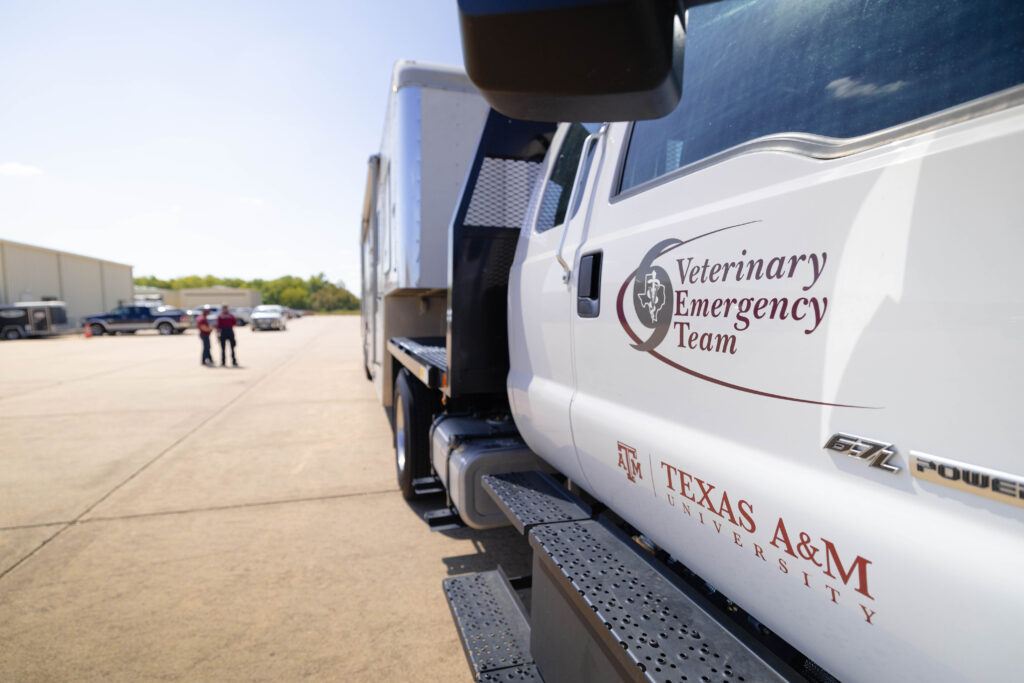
[{"x1": 395, "y1": 392, "x2": 407, "y2": 473}]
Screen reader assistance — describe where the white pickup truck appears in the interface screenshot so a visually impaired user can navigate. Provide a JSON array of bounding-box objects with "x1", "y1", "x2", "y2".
[{"x1": 362, "y1": 2, "x2": 1024, "y2": 681}]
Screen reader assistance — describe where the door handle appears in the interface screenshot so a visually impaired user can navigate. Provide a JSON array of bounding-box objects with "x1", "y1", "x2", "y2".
[
  {"x1": 576, "y1": 251, "x2": 602, "y2": 318},
  {"x1": 557, "y1": 124, "x2": 607, "y2": 283}
]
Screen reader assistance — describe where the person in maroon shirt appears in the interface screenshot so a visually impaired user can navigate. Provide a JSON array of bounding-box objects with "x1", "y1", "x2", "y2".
[
  {"x1": 216, "y1": 304, "x2": 238, "y2": 367},
  {"x1": 197, "y1": 310, "x2": 214, "y2": 366}
]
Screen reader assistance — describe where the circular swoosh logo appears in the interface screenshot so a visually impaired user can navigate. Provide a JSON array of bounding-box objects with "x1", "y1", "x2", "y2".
[{"x1": 615, "y1": 221, "x2": 876, "y2": 409}]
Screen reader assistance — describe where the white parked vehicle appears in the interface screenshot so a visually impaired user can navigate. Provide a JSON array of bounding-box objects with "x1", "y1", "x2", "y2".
[
  {"x1": 363, "y1": 3, "x2": 1024, "y2": 682},
  {"x1": 250, "y1": 305, "x2": 287, "y2": 331}
]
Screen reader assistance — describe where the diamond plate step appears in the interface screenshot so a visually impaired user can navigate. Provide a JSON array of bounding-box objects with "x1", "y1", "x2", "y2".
[
  {"x1": 481, "y1": 471, "x2": 591, "y2": 534},
  {"x1": 530, "y1": 520, "x2": 788, "y2": 683},
  {"x1": 412, "y1": 475, "x2": 444, "y2": 496},
  {"x1": 424, "y1": 506, "x2": 464, "y2": 531},
  {"x1": 443, "y1": 570, "x2": 541, "y2": 681},
  {"x1": 478, "y1": 663, "x2": 544, "y2": 682}
]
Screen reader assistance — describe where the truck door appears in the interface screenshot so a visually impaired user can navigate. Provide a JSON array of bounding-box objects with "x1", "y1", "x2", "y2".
[
  {"x1": 106, "y1": 306, "x2": 131, "y2": 332},
  {"x1": 567, "y1": 2, "x2": 1024, "y2": 681},
  {"x1": 126, "y1": 306, "x2": 150, "y2": 331},
  {"x1": 508, "y1": 122, "x2": 600, "y2": 485}
]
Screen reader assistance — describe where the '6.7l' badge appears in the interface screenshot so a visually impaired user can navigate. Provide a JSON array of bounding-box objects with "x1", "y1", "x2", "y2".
[{"x1": 823, "y1": 433, "x2": 900, "y2": 473}]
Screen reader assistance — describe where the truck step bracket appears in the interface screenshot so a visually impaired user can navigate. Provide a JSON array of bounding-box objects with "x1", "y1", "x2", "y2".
[
  {"x1": 388, "y1": 336, "x2": 448, "y2": 390},
  {"x1": 480, "y1": 471, "x2": 591, "y2": 535},
  {"x1": 412, "y1": 475, "x2": 445, "y2": 496},
  {"x1": 442, "y1": 569, "x2": 544, "y2": 682},
  {"x1": 530, "y1": 519, "x2": 790, "y2": 683}
]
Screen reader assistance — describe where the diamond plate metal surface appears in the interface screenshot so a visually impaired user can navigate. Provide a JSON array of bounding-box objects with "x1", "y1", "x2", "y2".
[
  {"x1": 465, "y1": 158, "x2": 542, "y2": 229},
  {"x1": 443, "y1": 570, "x2": 533, "y2": 676},
  {"x1": 395, "y1": 336, "x2": 447, "y2": 372},
  {"x1": 529, "y1": 521, "x2": 784, "y2": 683},
  {"x1": 478, "y1": 663, "x2": 545, "y2": 682},
  {"x1": 482, "y1": 471, "x2": 591, "y2": 535}
]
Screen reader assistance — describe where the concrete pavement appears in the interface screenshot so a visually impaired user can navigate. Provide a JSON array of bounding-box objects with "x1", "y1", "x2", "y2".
[{"x1": 0, "y1": 316, "x2": 531, "y2": 681}]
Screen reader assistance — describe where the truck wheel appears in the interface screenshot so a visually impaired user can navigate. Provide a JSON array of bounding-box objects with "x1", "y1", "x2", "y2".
[
  {"x1": 394, "y1": 368, "x2": 439, "y2": 500},
  {"x1": 2, "y1": 327, "x2": 23, "y2": 340},
  {"x1": 90, "y1": 323, "x2": 105, "y2": 336},
  {"x1": 157, "y1": 322, "x2": 174, "y2": 335}
]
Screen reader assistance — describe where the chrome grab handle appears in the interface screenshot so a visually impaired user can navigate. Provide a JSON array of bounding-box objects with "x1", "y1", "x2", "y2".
[{"x1": 557, "y1": 124, "x2": 606, "y2": 284}]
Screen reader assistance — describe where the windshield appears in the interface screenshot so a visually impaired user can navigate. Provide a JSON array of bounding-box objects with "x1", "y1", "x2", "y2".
[
  {"x1": 254, "y1": 306, "x2": 282, "y2": 313},
  {"x1": 620, "y1": 0, "x2": 1024, "y2": 192}
]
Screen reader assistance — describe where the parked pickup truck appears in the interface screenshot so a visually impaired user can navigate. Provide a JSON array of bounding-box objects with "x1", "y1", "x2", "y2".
[
  {"x1": 362, "y1": 2, "x2": 1024, "y2": 681},
  {"x1": 86, "y1": 305, "x2": 189, "y2": 336}
]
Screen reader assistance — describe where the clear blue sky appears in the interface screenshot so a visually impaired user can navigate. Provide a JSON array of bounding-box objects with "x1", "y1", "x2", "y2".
[{"x1": 0, "y1": 0, "x2": 465, "y2": 290}]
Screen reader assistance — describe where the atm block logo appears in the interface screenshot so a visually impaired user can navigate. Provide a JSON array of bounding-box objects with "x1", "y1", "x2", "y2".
[{"x1": 616, "y1": 442, "x2": 643, "y2": 483}]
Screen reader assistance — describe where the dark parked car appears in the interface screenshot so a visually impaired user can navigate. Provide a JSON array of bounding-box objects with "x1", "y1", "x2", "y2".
[{"x1": 85, "y1": 305, "x2": 189, "y2": 336}]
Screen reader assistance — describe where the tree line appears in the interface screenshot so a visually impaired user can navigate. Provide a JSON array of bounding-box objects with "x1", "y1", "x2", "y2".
[{"x1": 134, "y1": 273, "x2": 360, "y2": 311}]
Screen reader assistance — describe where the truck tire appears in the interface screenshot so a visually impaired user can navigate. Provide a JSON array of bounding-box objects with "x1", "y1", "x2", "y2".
[
  {"x1": 394, "y1": 368, "x2": 439, "y2": 500},
  {"x1": 90, "y1": 323, "x2": 105, "y2": 336},
  {"x1": 157, "y1": 322, "x2": 174, "y2": 335},
  {"x1": 2, "y1": 327, "x2": 23, "y2": 340}
]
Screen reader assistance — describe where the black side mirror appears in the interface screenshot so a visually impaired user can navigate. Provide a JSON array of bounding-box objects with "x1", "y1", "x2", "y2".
[{"x1": 458, "y1": 0, "x2": 685, "y2": 122}]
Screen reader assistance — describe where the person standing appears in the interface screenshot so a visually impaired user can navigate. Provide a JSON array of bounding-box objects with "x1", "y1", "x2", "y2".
[
  {"x1": 197, "y1": 310, "x2": 214, "y2": 366},
  {"x1": 216, "y1": 304, "x2": 238, "y2": 367}
]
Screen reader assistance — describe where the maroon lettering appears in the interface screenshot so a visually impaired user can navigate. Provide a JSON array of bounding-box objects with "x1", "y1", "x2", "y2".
[
  {"x1": 694, "y1": 478, "x2": 718, "y2": 514},
  {"x1": 718, "y1": 491, "x2": 738, "y2": 526},
  {"x1": 737, "y1": 499, "x2": 756, "y2": 533},
  {"x1": 821, "y1": 537, "x2": 874, "y2": 600},
  {"x1": 770, "y1": 518, "x2": 798, "y2": 558},
  {"x1": 661, "y1": 461, "x2": 679, "y2": 491}
]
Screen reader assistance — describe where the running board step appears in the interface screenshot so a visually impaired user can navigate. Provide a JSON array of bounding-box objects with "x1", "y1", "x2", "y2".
[
  {"x1": 424, "y1": 506, "x2": 464, "y2": 531},
  {"x1": 529, "y1": 519, "x2": 791, "y2": 683},
  {"x1": 442, "y1": 570, "x2": 543, "y2": 682},
  {"x1": 412, "y1": 475, "x2": 444, "y2": 496},
  {"x1": 481, "y1": 471, "x2": 591, "y2": 534}
]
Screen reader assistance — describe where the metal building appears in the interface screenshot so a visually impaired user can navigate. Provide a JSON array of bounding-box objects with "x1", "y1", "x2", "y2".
[
  {"x1": 166, "y1": 287, "x2": 262, "y2": 310},
  {"x1": 0, "y1": 239, "x2": 134, "y2": 327}
]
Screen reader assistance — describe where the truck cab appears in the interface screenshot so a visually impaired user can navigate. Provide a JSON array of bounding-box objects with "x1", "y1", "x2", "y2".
[{"x1": 364, "y1": 2, "x2": 1024, "y2": 680}]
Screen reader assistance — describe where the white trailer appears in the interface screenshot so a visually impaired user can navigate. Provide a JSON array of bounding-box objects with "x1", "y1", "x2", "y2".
[
  {"x1": 362, "y1": 2, "x2": 1024, "y2": 680},
  {"x1": 360, "y1": 61, "x2": 490, "y2": 412}
]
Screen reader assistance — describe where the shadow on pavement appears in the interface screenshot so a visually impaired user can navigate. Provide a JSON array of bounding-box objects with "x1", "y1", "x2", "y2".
[{"x1": 403, "y1": 494, "x2": 533, "y2": 578}]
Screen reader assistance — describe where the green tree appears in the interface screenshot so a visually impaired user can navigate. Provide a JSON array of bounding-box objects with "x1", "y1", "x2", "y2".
[
  {"x1": 133, "y1": 273, "x2": 359, "y2": 312},
  {"x1": 310, "y1": 283, "x2": 359, "y2": 311},
  {"x1": 278, "y1": 286, "x2": 310, "y2": 310}
]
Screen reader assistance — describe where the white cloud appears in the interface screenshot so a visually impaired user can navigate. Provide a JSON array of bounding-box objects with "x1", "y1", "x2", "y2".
[
  {"x1": 827, "y1": 77, "x2": 907, "y2": 99},
  {"x1": 0, "y1": 162, "x2": 44, "y2": 177},
  {"x1": 238, "y1": 196, "x2": 267, "y2": 208}
]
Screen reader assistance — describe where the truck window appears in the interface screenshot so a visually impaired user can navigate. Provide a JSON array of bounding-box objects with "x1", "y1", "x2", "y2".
[
  {"x1": 536, "y1": 122, "x2": 600, "y2": 232},
  {"x1": 619, "y1": 0, "x2": 1024, "y2": 193}
]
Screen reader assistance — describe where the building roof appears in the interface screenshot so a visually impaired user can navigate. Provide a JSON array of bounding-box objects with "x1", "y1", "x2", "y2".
[{"x1": 0, "y1": 238, "x2": 133, "y2": 268}]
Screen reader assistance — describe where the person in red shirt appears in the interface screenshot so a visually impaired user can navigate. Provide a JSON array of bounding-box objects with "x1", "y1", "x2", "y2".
[
  {"x1": 197, "y1": 310, "x2": 214, "y2": 366},
  {"x1": 216, "y1": 304, "x2": 238, "y2": 367}
]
